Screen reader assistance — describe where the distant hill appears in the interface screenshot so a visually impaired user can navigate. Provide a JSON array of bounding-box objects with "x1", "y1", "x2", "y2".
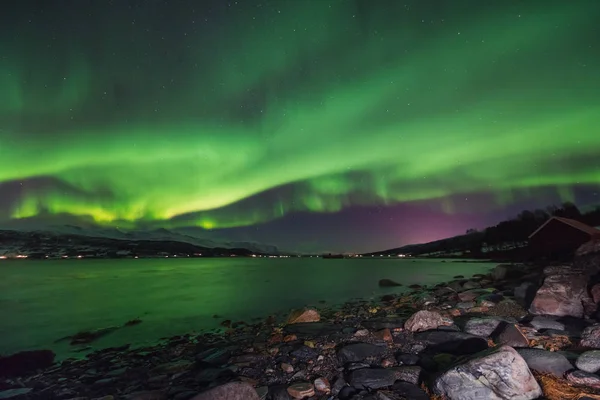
[
  {"x1": 365, "y1": 202, "x2": 600, "y2": 260},
  {"x1": 0, "y1": 226, "x2": 281, "y2": 259}
]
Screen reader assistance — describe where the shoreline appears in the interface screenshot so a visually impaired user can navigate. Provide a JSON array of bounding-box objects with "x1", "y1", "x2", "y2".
[{"x1": 3, "y1": 261, "x2": 600, "y2": 399}]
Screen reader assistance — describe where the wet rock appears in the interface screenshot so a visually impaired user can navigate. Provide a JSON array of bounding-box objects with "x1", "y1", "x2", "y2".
[
  {"x1": 314, "y1": 377, "x2": 330, "y2": 393},
  {"x1": 281, "y1": 363, "x2": 294, "y2": 373},
  {"x1": 565, "y1": 370, "x2": 600, "y2": 389},
  {"x1": 390, "y1": 382, "x2": 429, "y2": 400},
  {"x1": 496, "y1": 323, "x2": 529, "y2": 347},
  {"x1": 516, "y1": 348, "x2": 573, "y2": 377},
  {"x1": 378, "y1": 279, "x2": 402, "y2": 287},
  {"x1": 337, "y1": 343, "x2": 386, "y2": 363},
  {"x1": 125, "y1": 391, "x2": 167, "y2": 400},
  {"x1": 529, "y1": 316, "x2": 565, "y2": 331},
  {"x1": 415, "y1": 330, "x2": 488, "y2": 355},
  {"x1": 433, "y1": 346, "x2": 542, "y2": 400},
  {"x1": 581, "y1": 324, "x2": 600, "y2": 348},
  {"x1": 404, "y1": 310, "x2": 451, "y2": 333},
  {"x1": 0, "y1": 388, "x2": 33, "y2": 399},
  {"x1": 191, "y1": 382, "x2": 259, "y2": 400},
  {"x1": 286, "y1": 309, "x2": 320, "y2": 324},
  {"x1": 347, "y1": 368, "x2": 397, "y2": 389},
  {"x1": 195, "y1": 347, "x2": 233, "y2": 366},
  {"x1": 330, "y1": 375, "x2": 347, "y2": 396},
  {"x1": 576, "y1": 350, "x2": 600, "y2": 373},
  {"x1": 393, "y1": 365, "x2": 422, "y2": 385},
  {"x1": 286, "y1": 382, "x2": 314, "y2": 399},
  {"x1": 492, "y1": 264, "x2": 524, "y2": 281},
  {"x1": 395, "y1": 352, "x2": 419, "y2": 366},
  {"x1": 0, "y1": 349, "x2": 55, "y2": 378},
  {"x1": 463, "y1": 316, "x2": 508, "y2": 337},
  {"x1": 529, "y1": 270, "x2": 590, "y2": 317}
]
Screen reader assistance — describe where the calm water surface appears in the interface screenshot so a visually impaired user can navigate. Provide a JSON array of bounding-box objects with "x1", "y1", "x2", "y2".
[{"x1": 0, "y1": 258, "x2": 492, "y2": 358}]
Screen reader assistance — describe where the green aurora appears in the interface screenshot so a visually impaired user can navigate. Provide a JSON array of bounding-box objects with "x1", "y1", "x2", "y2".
[{"x1": 0, "y1": 0, "x2": 599, "y2": 230}]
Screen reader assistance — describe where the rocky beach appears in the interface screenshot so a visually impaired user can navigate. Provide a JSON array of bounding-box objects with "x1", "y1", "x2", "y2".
[{"x1": 3, "y1": 241, "x2": 600, "y2": 400}]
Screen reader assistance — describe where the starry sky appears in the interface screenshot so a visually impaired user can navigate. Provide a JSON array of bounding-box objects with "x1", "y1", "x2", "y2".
[{"x1": 0, "y1": 0, "x2": 599, "y2": 253}]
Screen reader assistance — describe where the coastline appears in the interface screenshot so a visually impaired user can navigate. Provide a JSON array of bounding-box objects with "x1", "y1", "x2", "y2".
[{"x1": 3, "y1": 261, "x2": 600, "y2": 399}]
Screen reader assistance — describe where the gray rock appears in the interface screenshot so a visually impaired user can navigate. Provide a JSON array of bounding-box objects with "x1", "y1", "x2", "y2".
[
  {"x1": 514, "y1": 282, "x2": 538, "y2": 307},
  {"x1": 393, "y1": 365, "x2": 422, "y2": 385},
  {"x1": 581, "y1": 324, "x2": 600, "y2": 348},
  {"x1": 516, "y1": 348, "x2": 573, "y2": 377},
  {"x1": 190, "y1": 382, "x2": 260, "y2": 400},
  {"x1": 463, "y1": 317, "x2": 509, "y2": 337},
  {"x1": 347, "y1": 368, "x2": 397, "y2": 389},
  {"x1": 337, "y1": 343, "x2": 386, "y2": 363},
  {"x1": 529, "y1": 272, "x2": 590, "y2": 317},
  {"x1": 576, "y1": 350, "x2": 600, "y2": 373},
  {"x1": 390, "y1": 382, "x2": 429, "y2": 400},
  {"x1": 414, "y1": 330, "x2": 488, "y2": 355},
  {"x1": 433, "y1": 346, "x2": 541, "y2": 400},
  {"x1": 529, "y1": 316, "x2": 565, "y2": 331},
  {"x1": 395, "y1": 352, "x2": 419, "y2": 366}
]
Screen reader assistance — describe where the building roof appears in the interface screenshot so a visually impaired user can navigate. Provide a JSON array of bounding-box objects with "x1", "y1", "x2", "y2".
[{"x1": 528, "y1": 216, "x2": 600, "y2": 239}]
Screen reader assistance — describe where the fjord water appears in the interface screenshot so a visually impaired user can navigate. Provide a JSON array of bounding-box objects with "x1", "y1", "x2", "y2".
[{"x1": 0, "y1": 258, "x2": 492, "y2": 359}]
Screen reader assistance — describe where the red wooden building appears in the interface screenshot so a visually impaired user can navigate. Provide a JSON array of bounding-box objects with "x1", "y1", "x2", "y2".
[{"x1": 528, "y1": 217, "x2": 600, "y2": 259}]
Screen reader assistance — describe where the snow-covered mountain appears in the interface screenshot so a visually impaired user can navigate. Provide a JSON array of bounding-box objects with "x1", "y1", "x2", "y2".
[{"x1": 0, "y1": 224, "x2": 281, "y2": 258}]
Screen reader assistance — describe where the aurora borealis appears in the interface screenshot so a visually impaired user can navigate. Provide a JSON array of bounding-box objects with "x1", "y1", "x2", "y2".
[{"x1": 1, "y1": 0, "x2": 599, "y2": 252}]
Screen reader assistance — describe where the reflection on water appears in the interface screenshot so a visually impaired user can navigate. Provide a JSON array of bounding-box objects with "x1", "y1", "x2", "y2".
[{"x1": 0, "y1": 258, "x2": 492, "y2": 358}]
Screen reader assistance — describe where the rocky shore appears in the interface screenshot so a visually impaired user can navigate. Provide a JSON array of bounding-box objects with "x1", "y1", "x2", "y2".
[{"x1": 3, "y1": 243, "x2": 600, "y2": 400}]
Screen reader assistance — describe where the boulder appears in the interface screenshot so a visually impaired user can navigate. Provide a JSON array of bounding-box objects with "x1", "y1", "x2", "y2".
[
  {"x1": 337, "y1": 343, "x2": 386, "y2": 363},
  {"x1": 0, "y1": 350, "x2": 55, "y2": 377},
  {"x1": 516, "y1": 348, "x2": 573, "y2": 377},
  {"x1": 576, "y1": 350, "x2": 600, "y2": 373},
  {"x1": 286, "y1": 309, "x2": 320, "y2": 324},
  {"x1": 404, "y1": 310, "x2": 451, "y2": 333},
  {"x1": 433, "y1": 346, "x2": 541, "y2": 400},
  {"x1": 581, "y1": 324, "x2": 600, "y2": 348},
  {"x1": 529, "y1": 271, "x2": 590, "y2": 317},
  {"x1": 191, "y1": 382, "x2": 259, "y2": 400},
  {"x1": 591, "y1": 283, "x2": 600, "y2": 304},
  {"x1": 414, "y1": 330, "x2": 488, "y2": 355}
]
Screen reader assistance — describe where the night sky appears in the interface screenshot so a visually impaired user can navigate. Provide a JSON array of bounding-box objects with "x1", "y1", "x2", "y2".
[{"x1": 1, "y1": 0, "x2": 599, "y2": 253}]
